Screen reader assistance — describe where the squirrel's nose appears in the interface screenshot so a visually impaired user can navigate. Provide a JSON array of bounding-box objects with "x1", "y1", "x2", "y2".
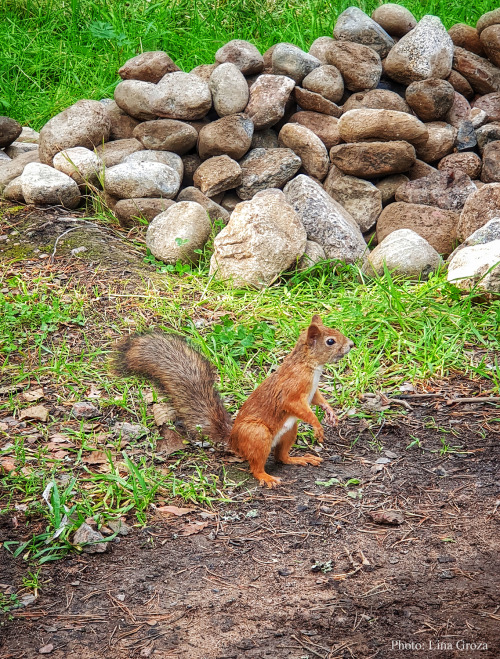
[{"x1": 348, "y1": 340, "x2": 355, "y2": 349}]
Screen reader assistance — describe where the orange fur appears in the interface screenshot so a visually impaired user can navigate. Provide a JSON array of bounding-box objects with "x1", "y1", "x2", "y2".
[{"x1": 113, "y1": 315, "x2": 354, "y2": 487}]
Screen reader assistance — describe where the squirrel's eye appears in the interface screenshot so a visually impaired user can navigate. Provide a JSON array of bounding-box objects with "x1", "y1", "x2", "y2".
[{"x1": 326, "y1": 338, "x2": 336, "y2": 346}]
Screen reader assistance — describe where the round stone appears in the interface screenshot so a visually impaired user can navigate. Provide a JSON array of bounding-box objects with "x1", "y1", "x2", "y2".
[
  {"x1": 405, "y1": 79, "x2": 456, "y2": 121},
  {"x1": 104, "y1": 161, "x2": 181, "y2": 199},
  {"x1": 146, "y1": 201, "x2": 211, "y2": 265},
  {"x1": 301, "y1": 65, "x2": 344, "y2": 103},
  {"x1": 215, "y1": 40, "x2": 264, "y2": 75},
  {"x1": 209, "y1": 63, "x2": 249, "y2": 116},
  {"x1": 133, "y1": 119, "x2": 198, "y2": 154}
]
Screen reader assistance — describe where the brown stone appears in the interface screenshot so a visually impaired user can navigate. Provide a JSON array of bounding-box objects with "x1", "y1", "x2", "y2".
[
  {"x1": 220, "y1": 191, "x2": 241, "y2": 213},
  {"x1": 476, "y1": 122, "x2": 500, "y2": 153},
  {"x1": 181, "y1": 154, "x2": 202, "y2": 186},
  {"x1": 309, "y1": 37, "x2": 336, "y2": 63},
  {"x1": 329, "y1": 141, "x2": 416, "y2": 178},
  {"x1": 95, "y1": 138, "x2": 144, "y2": 167},
  {"x1": 177, "y1": 187, "x2": 230, "y2": 223},
  {"x1": 197, "y1": 114, "x2": 253, "y2": 160},
  {"x1": 446, "y1": 70, "x2": 474, "y2": 99},
  {"x1": 133, "y1": 119, "x2": 198, "y2": 155},
  {"x1": 338, "y1": 108, "x2": 427, "y2": 144},
  {"x1": 377, "y1": 202, "x2": 459, "y2": 255},
  {"x1": 302, "y1": 65, "x2": 344, "y2": 103},
  {"x1": 324, "y1": 41, "x2": 382, "y2": 91},
  {"x1": 481, "y1": 141, "x2": 500, "y2": 182},
  {"x1": 415, "y1": 122, "x2": 456, "y2": 163},
  {"x1": 105, "y1": 101, "x2": 141, "y2": 140},
  {"x1": 452, "y1": 46, "x2": 500, "y2": 94},
  {"x1": 395, "y1": 170, "x2": 477, "y2": 210},
  {"x1": 448, "y1": 24, "x2": 484, "y2": 56},
  {"x1": 193, "y1": 155, "x2": 242, "y2": 197},
  {"x1": 118, "y1": 51, "x2": 180, "y2": 83},
  {"x1": 236, "y1": 148, "x2": 301, "y2": 200},
  {"x1": 114, "y1": 198, "x2": 175, "y2": 227},
  {"x1": 215, "y1": 40, "x2": 264, "y2": 75},
  {"x1": 445, "y1": 92, "x2": 472, "y2": 128},
  {"x1": 375, "y1": 174, "x2": 409, "y2": 205},
  {"x1": 0, "y1": 116, "x2": 22, "y2": 148},
  {"x1": 289, "y1": 112, "x2": 341, "y2": 150},
  {"x1": 438, "y1": 152, "x2": 482, "y2": 179},
  {"x1": 371, "y1": 4, "x2": 417, "y2": 37},
  {"x1": 472, "y1": 92, "x2": 500, "y2": 121},
  {"x1": 324, "y1": 174, "x2": 382, "y2": 232},
  {"x1": 477, "y1": 8, "x2": 500, "y2": 35},
  {"x1": 341, "y1": 89, "x2": 411, "y2": 113},
  {"x1": 293, "y1": 87, "x2": 341, "y2": 117},
  {"x1": 408, "y1": 159, "x2": 438, "y2": 180},
  {"x1": 250, "y1": 129, "x2": 279, "y2": 149},
  {"x1": 278, "y1": 123, "x2": 329, "y2": 180},
  {"x1": 405, "y1": 79, "x2": 455, "y2": 122},
  {"x1": 245, "y1": 74, "x2": 296, "y2": 129},
  {"x1": 457, "y1": 182, "x2": 500, "y2": 239},
  {"x1": 190, "y1": 63, "x2": 219, "y2": 82}
]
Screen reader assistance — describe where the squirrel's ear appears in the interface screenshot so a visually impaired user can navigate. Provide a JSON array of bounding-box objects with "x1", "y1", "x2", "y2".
[
  {"x1": 311, "y1": 314, "x2": 322, "y2": 325},
  {"x1": 307, "y1": 322, "x2": 321, "y2": 344}
]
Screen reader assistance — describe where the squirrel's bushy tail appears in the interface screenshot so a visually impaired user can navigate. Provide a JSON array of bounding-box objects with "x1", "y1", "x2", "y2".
[{"x1": 112, "y1": 332, "x2": 233, "y2": 443}]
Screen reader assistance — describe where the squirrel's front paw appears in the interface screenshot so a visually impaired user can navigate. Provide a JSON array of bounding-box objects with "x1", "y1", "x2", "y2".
[
  {"x1": 322, "y1": 405, "x2": 338, "y2": 427},
  {"x1": 314, "y1": 427, "x2": 325, "y2": 443}
]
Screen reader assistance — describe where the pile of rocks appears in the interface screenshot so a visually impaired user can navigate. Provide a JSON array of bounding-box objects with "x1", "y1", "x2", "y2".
[{"x1": 2, "y1": 4, "x2": 500, "y2": 292}]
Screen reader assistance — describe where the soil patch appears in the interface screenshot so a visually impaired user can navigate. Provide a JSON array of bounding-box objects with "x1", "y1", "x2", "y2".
[{"x1": 1, "y1": 405, "x2": 499, "y2": 658}]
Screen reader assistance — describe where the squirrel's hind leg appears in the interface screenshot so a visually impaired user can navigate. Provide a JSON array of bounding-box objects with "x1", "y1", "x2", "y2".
[
  {"x1": 230, "y1": 423, "x2": 280, "y2": 488},
  {"x1": 274, "y1": 423, "x2": 322, "y2": 467}
]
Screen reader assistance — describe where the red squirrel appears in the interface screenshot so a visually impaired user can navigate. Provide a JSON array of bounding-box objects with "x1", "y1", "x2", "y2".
[{"x1": 113, "y1": 315, "x2": 354, "y2": 487}]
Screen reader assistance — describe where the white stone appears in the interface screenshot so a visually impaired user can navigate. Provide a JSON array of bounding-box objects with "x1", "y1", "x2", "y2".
[
  {"x1": 210, "y1": 188, "x2": 307, "y2": 288},
  {"x1": 20, "y1": 162, "x2": 81, "y2": 208},
  {"x1": 209, "y1": 63, "x2": 249, "y2": 116},
  {"x1": 447, "y1": 239, "x2": 500, "y2": 294},
  {"x1": 17, "y1": 127, "x2": 40, "y2": 143},
  {"x1": 384, "y1": 15, "x2": 453, "y2": 85},
  {"x1": 362, "y1": 228, "x2": 443, "y2": 278},
  {"x1": 53, "y1": 147, "x2": 103, "y2": 187},
  {"x1": 114, "y1": 79, "x2": 158, "y2": 121},
  {"x1": 5, "y1": 142, "x2": 39, "y2": 159},
  {"x1": 104, "y1": 161, "x2": 180, "y2": 199},
  {"x1": 152, "y1": 72, "x2": 212, "y2": 120},
  {"x1": 146, "y1": 201, "x2": 211, "y2": 264},
  {"x1": 123, "y1": 150, "x2": 183, "y2": 179}
]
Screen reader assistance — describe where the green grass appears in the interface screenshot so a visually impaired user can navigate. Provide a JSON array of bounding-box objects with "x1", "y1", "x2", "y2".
[{"x1": 1, "y1": 0, "x2": 499, "y2": 128}]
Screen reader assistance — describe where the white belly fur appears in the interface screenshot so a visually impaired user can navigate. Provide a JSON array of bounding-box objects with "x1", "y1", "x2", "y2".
[{"x1": 271, "y1": 366, "x2": 323, "y2": 447}]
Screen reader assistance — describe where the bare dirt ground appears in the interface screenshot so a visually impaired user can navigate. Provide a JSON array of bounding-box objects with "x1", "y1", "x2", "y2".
[{"x1": 1, "y1": 205, "x2": 499, "y2": 658}]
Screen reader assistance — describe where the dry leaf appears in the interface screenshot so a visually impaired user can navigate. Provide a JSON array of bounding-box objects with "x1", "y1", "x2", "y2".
[
  {"x1": 142, "y1": 389, "x2": 155, "y2": 404},
  {"x1": 86, "y1": 384, "x2": 102, "y2": 399},
  {"x1": 0, "y1": 384, "x2": 25, "y2": 396},
  {"x1": 0, "y1": 458, "x2": 16, "y2": 473},
  {"x1": 156, "y1": 428, "x2": 185, "y2": 455},
  {"x1": 83, "y1": 451, "x2": 111, "y2": 465},
  {"x1": 180, "y1": 521, "x2": 208, "y2": 536},
  {"x1": 223, "y1": 455, "x2": 245, "y2": 463},
  {"x1": 152, "y1": 403, "x2": 176, "y2": 427},
  {"x1": 367, "y1": 510, "x2": 404, "y2": 526},
  {"x1": 22, "y1": 387, "x2": 44, "y2": 402},
  {"x1": 156, "y1": 505, "x2": 194, "y2": 516},
  {"x1": 49, "y1": 433, "x2": 72, "y2": 444},
  {"x1": 52, "y1": 450, "x2": 69, "y2": 459},
  {"x1": 19, "y1": 405, "x2": 49, "y2": 422}
]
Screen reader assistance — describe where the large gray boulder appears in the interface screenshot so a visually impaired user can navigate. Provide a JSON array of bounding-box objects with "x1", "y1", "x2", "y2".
[
  {"x1": 283, "y1": 175, "x2": 366, "y2": 262},
  {"x1": 210, "y1": 189, "x2": 306, "y2": 288},
  {"x1": 38, "y1": 100, "x2": 111, "y2": 165}
]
